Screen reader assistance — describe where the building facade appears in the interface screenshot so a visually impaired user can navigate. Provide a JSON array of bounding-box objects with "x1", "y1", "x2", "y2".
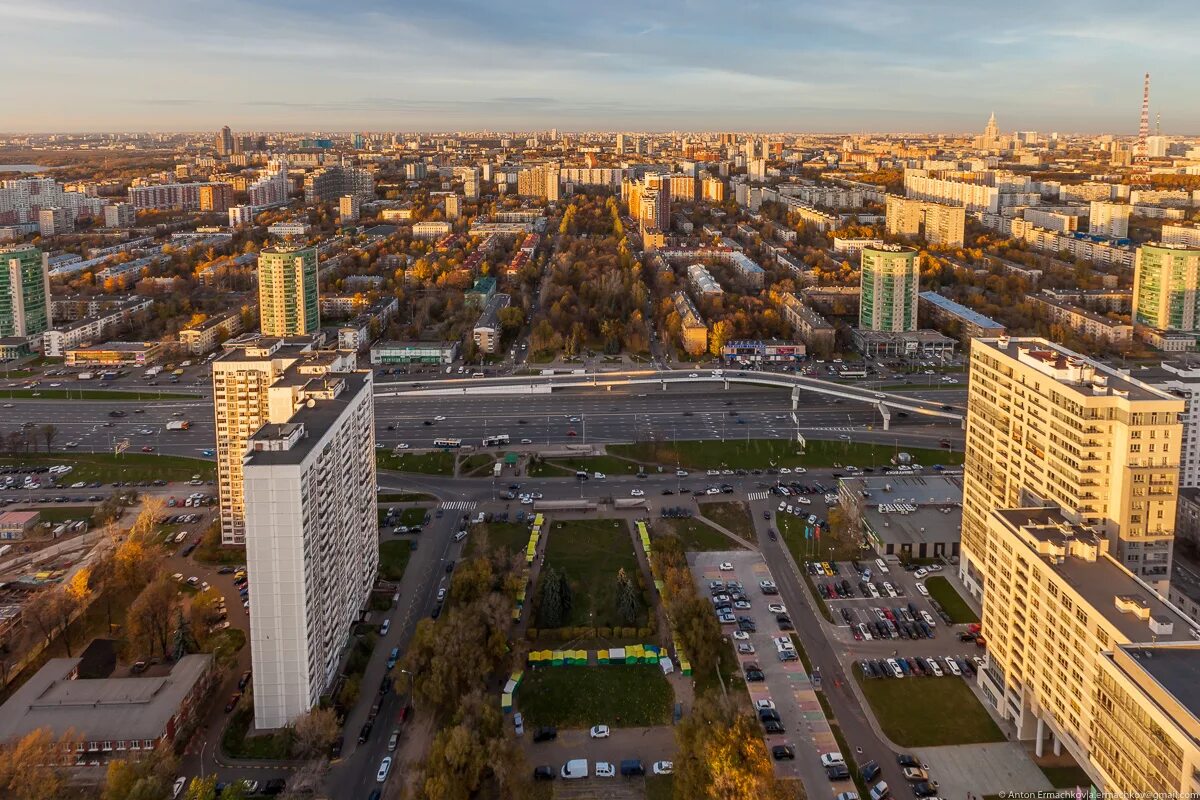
[
  {"x1": 859, "y1": 245, "x2": 919, "y2": 332},
  {"x1": 242, "y1": 370, "x2": 377, "y2": 729},
  {"x1": 0, "y1": 245, "x2": 52, "y2": 338},
  {"x1": 885, "y1": 195, "x2": 966, "y2": 247},
  {"x1": 258, "y1": 246, "x2": 320, "y2": 337},
  {"x1": 1133, "y1": 244, "x2": 1200, "y2": 332}
]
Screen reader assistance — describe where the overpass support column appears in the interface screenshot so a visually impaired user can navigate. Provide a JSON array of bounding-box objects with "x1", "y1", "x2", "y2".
[
  {"x1": 723, "y1": 379, "x2": 729, "y2": 391},
  {"x1": 661, "y1": 379, "x2": 667, "y2": 391},
  {"x1": 876, "y1": 402, "x2": 891, "y2": 431},
  {"x1": 791, "y1": 386, "x2": 800, "y2": 411}
]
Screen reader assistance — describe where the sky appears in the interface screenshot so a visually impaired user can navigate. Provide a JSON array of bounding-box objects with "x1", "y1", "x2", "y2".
[{"x1": 2, "y1": 0, "x2": 1198, "y2": 134}]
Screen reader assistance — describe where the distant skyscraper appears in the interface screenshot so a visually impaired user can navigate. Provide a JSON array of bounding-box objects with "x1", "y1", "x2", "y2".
[
  {"x1": 615, "y1": 133, "x2": 625, "y2": 154},
  {"x1": 1133, "y1": 243, "x2": 1200, "y2": 331},
  {"x1": 1088, "y1": 201, "x2": 1132, "y2": 239},
  {"x1": 0, "y1": 245, "x2": 52, "y2": 338},
  {"x1": 216, "y1": 125, "x2": 234, "y2": 157},
  {"x1": 444, "y1": 193, "x2": 461, "y2": 220},
  {"x1": 858, "y1": 245, "x2": 918, "y2": 332},
  {"x1": 257, "y1": 245, "x2": 320, "y2": 337}
]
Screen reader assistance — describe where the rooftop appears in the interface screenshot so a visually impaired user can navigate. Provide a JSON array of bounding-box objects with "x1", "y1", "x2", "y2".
[
  {"x1": 244, "y1": 371, "x2": 371, "y2": 467},
  {"x1": 0, "y1": 654, "x2": 212, "y2": 744},
  {"x1": 977, "y1": 337, "x2": 1173, "y2": 404},
  {"x1": 1114, "y1": 643, "x2": 1200, "y2": 723},
  {"x1": 919, "y1": 292, "x2": 1005, "y2": 331}
]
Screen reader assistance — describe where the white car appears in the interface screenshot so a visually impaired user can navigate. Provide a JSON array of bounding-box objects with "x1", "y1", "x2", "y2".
[
  {"x1": 689, "y1": 373, "x2": 699, "y2": 378},
  {"x1": 944, "y1": 657, "x2": 962, "y2": 676},
  {"x1": 737, "y1": 642, "x2": 755, "y2": 654},
  {"x1": 630, "y1": 489, "x2": 645, "y2": 497},
  {"x1": 395, "y1": 443, "x2": 410, "y2": 450},
  {"x1": 377, "y1": 756, "x2": 392, "y2": 782},
  {"x1": 433, "y1": 415, "x2": 446, "y2": 421},
  {"x1": 594, "y1": 472, "x2": 606, "y2": 479},
  {"x1": 819, "y1": 752, "x2": 845, "y2": 768},
  {"x1": 779, "y1": 467, "x2": 791, "y2": 474},
  {"x1": 914, "y1": 567, "x2": 928, "y2": 579},
  {"x1": 793, "y1": 467, "x2": 807, "y2": 474},
  {"x1": 767, "y1": 604, "x2": 787, "y2": 614},
  {"x1": 777, "y1": 501, "x2": 786, "y2": 511},
  {"x1": 595, "y1": 761, "x2": 615, "y2": 778},
  {"x1": 706, "y1": 487, "x2": 720, "y2": 495},
  {"x1": 589, "y1": 724, "x2": 610, "y2": 739},
  {"x1": 795, "y1": 497, "x2": 811, "y2": 505},
  {"x1": 732, "y1": 630, "x2": 750, "y2": 641},
  {"x1": 652, "y1": 761, "x2": 674, "y2": 775},
  {"x1": 754, "y1": 699, "x2": 775, "y2": 711},
  {"x1": 925, "y1": 658, "x2": 943, "y2": 677},
  {"x1": 707, "y1": 469, "x2": 720, "y2": 476},
  {"x1": 719, "y1": 561, "x2": 734, "y2": 571},
  {"x1": 915, "y1": 583, "x2": 929, "y2": 597}
]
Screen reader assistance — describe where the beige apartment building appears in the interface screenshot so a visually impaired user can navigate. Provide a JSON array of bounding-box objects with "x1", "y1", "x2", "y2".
[
  {"x1": 961, "y1": 337, "x2": 1181, "y2": 596},
  {"x1": 884, "y1": 195, "x2": 966, "y2": 247},
  {"x1": 212, "y1": 335, "x2": 357, "y2": 545},
  {"x1": 979, "y1": 506, "x2": 1200, "y2": 795}
]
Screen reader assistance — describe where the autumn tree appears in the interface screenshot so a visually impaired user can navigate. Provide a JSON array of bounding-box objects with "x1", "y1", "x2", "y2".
[
  {"x1": 102, "y1": 748, "x2": 178, "y2": 800},
  {"x1": 292, "y1": 707, "x2": 340, "y2": 760},
  {"x1": 0, "y1": 728, "x2": 76, "y2": 800},
  {"x1": 673, "y1": 694, "x2": 790, "y2": 800},
  {"x1": 412, "y1": 690, "x2": 530, "y2": 800},
  {"x1": 127, "y1": 576, "x2": 179, "y2": 660}
]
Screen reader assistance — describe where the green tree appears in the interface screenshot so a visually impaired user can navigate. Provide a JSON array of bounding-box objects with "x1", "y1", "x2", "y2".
[
  {"x1": 102, "y1": 749, "x2": 178, "y2": 800},
  {"x1": 183, "y1": 776, "x2": 217, "y2": 800}
]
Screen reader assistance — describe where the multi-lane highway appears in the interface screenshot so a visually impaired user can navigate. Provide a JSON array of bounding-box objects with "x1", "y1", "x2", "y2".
[{"x1": 0, "y1": 384, "x2": 965, "y2": 459}]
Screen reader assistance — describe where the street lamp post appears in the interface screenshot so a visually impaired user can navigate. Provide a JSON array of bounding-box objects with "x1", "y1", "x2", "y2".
[{"x1": 398, "y1": 668, "x2": 416, "y2": 711}]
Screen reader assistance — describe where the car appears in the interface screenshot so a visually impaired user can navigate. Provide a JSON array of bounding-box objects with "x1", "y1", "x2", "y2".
[
  {"x1": 744, "y1": 664, "x2": 765, "y2": 682},
  {"x1": 915, "y1": 582, "x2": 929, "y2": 597},
  {"x1": 532, "y1": 765, "x2": 555, "y2": 781},
  {"x1": 911, "y1": 781, "x2": 939, "y2": 798},
  {"x1": 377, "y1": 756, "x2": 393, "y2": 782},
  {"x1": 767, "y1": 603, "x2": 787, "y2": 614},
  {"x1": 689, "y1": 373, "x2": 699, "y2": 377},
  {"x1": 630, "y1": 489, "x2": 645, "y2": 497},
  {"x1": 820, "y1": 752, "x2": 846, "y2": 768},
  {"x1": 589, "y1": 724, "x2": 610, "y2": 739},
  {"x1": 896, "y1": 754, "x2": 921, "y2": 768},
  {"x1": 772, "y1": 744, "x2": 796, "y2": 760},
  {"x1": 719, "y1": 561, "x2": 734, "y2": 571},
  {"x1": 776, "y1": 614, "x2": 794, "y2": 630},
  {"x1": 868, "y1": 782, "x2": 889, "y2": 800},
  {"x1": 595, "y1": 761, "x2": 615, "y2": 778},
  {"x1": 826, "y1": 763, "x2": 851, "y2": 781},
  {"x1": 763, "y1": 719, "x2": 785, "y2": 734},
  {"x1": 902, "y1": 766, "x2": 929, "y2": 782},
  {"x1": 533, "y1": 726, "x2": 557, "y2": 742},
  {"x1": 225, "y1": 693, "x2": 240, "y2": 713},
  {"x1": 434, "y1": 415, "x2": 446, "y2": 421},
  {"x1": 732, "y1": 630, "x2": 749, "y2": 641},
  {"x1": 737, "y1": 642, "x2": 755, "y2": 654},
  {"x1": 652, "y1": 760, "x2": 674, "y2": 775},
  {"x1": 754, "y1": 699, "x2": 776, "y2": 711}
]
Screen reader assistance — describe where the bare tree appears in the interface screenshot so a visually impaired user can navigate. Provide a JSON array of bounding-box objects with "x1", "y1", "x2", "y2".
[
  {"x1": 127, "y1": 577, "x2": 178, "y2": 660},
  {"x1": 40, "y1": 425, "x2": 58, "y2": 454},
  {"x1": 292, "y1": 708, "x2": 340, "y2": 759}
]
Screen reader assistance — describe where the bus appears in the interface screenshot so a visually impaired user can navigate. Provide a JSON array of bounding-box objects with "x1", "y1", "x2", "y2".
[
  {"x1": 481, "y1": 434, "x2": 510, "y2": 447},
  {"x1": 433, "y1": 438, "x2": 463, "y2": 449},
  {"x1": 839, "y1": 369, "x2": 867, "y2": 379}
]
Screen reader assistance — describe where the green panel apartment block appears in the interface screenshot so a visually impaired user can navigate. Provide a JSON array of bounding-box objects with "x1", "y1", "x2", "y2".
[
  {"x1": 859, "y1": 245, "x2": 919, "y2": 332},
  {"x1": 1133, "y1": 243, "x2": 1200, "y2": 331},
  {"x1": 0, "y1": 245, "x2": 52, "y2": 338},
  {"x1": 258, "y1": 245, "x2": 320, "y2": 336}
]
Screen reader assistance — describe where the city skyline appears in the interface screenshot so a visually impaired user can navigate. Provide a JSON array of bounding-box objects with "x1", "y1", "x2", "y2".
[{"x1": 3, "y1": 0, "x2": 1200, "y2": 133}]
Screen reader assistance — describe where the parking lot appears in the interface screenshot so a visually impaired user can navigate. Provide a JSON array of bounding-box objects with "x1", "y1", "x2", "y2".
[{"x1": 691, "y1": 550, "x2": 844, "y2": 795}]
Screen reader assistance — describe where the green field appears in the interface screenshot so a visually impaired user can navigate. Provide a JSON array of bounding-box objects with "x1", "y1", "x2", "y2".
[
  {"x1": 0, "y1": 389, "x2": 199, "y2": 401},
  {"x1": 518, "y1": 665, "x2": 673, "y2": 728},
  {"x1": 528, "y1": 454, "x2": 641, "y2": 477},
  {"x1": 377, "y1": 492, "x2": 436, "y2": 502},
  {"x1": 537, "y1": 519, "x2": 646, "y2": 628},
  {"x1": 609, "y1": 439, "x2": 963, "y2": 470},
  {"x1": 853, "y1": 665, "x2": 1004, "y2": 747},
  {"x1": 465, "y1": 522, "x2": 531, "y2": 558},
  {"x1": 776, "y1": 510, "x2": 864, "y2": 562},
  {"x1": 379, "y1": 540, "x2": 413, "y2": 581},
  {"x1": 461, "y1": 453, "x2": 495, "y2": 475},
  {"x1": 375, "y1": 450, "x2": 455, "y2": 475},
  {"x1": 21, "y1": 505, "x2": 95, "y2": 524},
  {"x1": 697, "y1": 500, "x2": 756, "y2": 543},
  {"x1": 924, "y1": 576, "x2": 980, "y2": 623},
  {"x1": 0, "y1": 452, "x2": 214, "y2": 483},
  {"x1": 653, "y1": 517, "x2": 742, "y2": 551}
]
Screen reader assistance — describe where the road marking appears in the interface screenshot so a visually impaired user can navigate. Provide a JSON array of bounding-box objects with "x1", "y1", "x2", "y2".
[
  {"x1": 747, "y1": 491, "x2": 769, "y2": 501},
  {"x1": 440, "y1": 500, "x2": 477, "y2": 510}
]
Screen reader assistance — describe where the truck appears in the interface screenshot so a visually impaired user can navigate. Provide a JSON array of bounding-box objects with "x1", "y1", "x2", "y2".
[
  {"x1": 166, "y1": 420, "x2": 191, "y2": 431},
  {"x1": 492, "y1": 462, "x2": 502, "y2": 478},
  {"x1": 77, "y1": 372, "x2": 94, "y2": 381},
  {"x1": 145, "y1": 366, "x2": 163, "y2": 377}
]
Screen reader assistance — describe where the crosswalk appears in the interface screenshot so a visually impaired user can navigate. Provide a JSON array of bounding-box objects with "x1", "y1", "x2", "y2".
[
  {"x1": 747, "y1": 491, "x2": 770, "y2": 501},
  {"x1": 440, "y1": 500, "x2": 477, "y2": 511},
  {"x1": 799, "y1": 426, "x2": 857, "y2": 432}
]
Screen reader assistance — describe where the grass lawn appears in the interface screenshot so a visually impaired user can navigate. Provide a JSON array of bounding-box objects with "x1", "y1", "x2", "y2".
[
  {"x1": 698, "y1": 500, "x2": 756, "y2": 543},
  {"x1": 24, "y1": 505, "x2": 95, "y2": 523},
  {"x1": 776, "y1": 512, "x2": 863, "y2": 562},
  {"x1": 609, "y1": 439, "x2": 963, "y2": 470},
  {"x1": 654, "y1": 517, "x2": 742, "y2": 551},
  {"x1": 924, "y1": 576, "x2": 980, "y2": 623},
  {"x1": 518, "y1": 664, "x2": 673, "y2": 728},
  {"x1": 379, "y1": 540, "x2": 412, "y2": 581},
  {"x1": 528, "y1": 454, "x2": 641, "y2": 477},
  {"x1": 1040, "y1": 765, "x2": 1093, "y2": 788},
  {"x1": 465, "y1": 522, "x2": 531, "y2": 558},
  {"x1": 538, "y1": 518, "x2": 646, "y2": 628},
  {"x1": 395, "y1": 507, "x2": 427, "y2": 526},
  {"x1": 853, "y1": 665, "x2": 1004, "y2": 747},
  {"x1": 0, "y1": 388, "x2": 200, "y2": 400},
  {"x1": 222, "y1": 703, "x2": 293, "y2": 760},
  {"x1": 377, "y1": 492, "x2": 436, "y2": 502},
  {"x1": 461, "y1": 453, "x2": 494, "y2": 475},
  {"x1": 375, "y1": 450, "x2": 455, "y2": 475},
  {"x1": 0, "y1": 452, "x2": 214, "y2": 483}
]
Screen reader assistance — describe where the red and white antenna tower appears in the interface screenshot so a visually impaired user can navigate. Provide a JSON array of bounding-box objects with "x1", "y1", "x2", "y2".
[{"x1": 1136, "y1": 72, "x2": 1150, "y2": 159}]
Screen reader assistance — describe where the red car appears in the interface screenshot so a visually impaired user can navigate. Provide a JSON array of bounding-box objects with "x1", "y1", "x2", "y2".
[
  {"x1": 141, "y1": 446, "x2": 155, "y2": 453},
  {"x1": 566, "y1": 429, "x2": 577, "y2": 437}
]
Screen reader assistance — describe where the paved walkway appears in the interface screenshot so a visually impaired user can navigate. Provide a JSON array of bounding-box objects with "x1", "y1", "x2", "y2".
[
  {"x1": 915, "y1": 742, "x2": 1053, "y2": 798},
  {"x1": 692, "y1": 512, "x2": 756, "y2": 550}
]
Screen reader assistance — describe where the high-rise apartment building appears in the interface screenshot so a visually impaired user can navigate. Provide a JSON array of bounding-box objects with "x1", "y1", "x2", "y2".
[
  {"x1": 241, "y1": 356, "x2": 377, "y2": 729},
  {"x1": 303, "y1": 166, "x2": 374, "y2": 205},
  {"x1": 36, "y1": 207, "x2": 71, "y2": 237},
  {"x1": 615, "y1": 133, "x2": 625, "y2": 154},
  {"x1": 1132, "y1": 243, "x2": 1200, "y2": 331},
  {"x1": 257, "y1": 246, "x2": 320, "y2": 337},
  {"x1": 517, "y1": 165, "x2": 560, "y2": 200},
  {"x1": 1089, "y1": 201, "x2": 1132, "y2": 239},
  {"x1": 216, "y1": 126, "x2": 234, "y2": 157},
  {"x1": 0, "y1": 245, "x2": 52, "y2": 338},
  {"x1": 858, "y1": 245, "x2": 918, "y2": 332},
  {"x1": 885, "y1": 195, "x2": 966, "y2": 247},
  {"x1": 198, "y1": 183, "x2": 233, "y2": 213},
  {"x1": 961, "y1": 338, "x2": 1181, "y2": 596},
  {"x1": 103, "y1": 202, "x2": 136, "y2": 228},
  {"x1": 444, "y1": 193, "x2": 461, "y2": 220},
  {"x1": 701, "y1": 176, "x2": 726, "y2": 203},
  {"x1": 338, "y1": 194, "x2": 360, "y2": 223}
]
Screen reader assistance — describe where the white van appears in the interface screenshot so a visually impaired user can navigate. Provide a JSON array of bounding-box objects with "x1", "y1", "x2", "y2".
[
  {"x1": 454, "y1": 530, "x2": 468, "y2": 542},
  {"x1": 560, "y1": 759, "x2": 589, "y2": 780},
  {"x1": 874, "y1": 558, "x2": 890, "y2": 575}
]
